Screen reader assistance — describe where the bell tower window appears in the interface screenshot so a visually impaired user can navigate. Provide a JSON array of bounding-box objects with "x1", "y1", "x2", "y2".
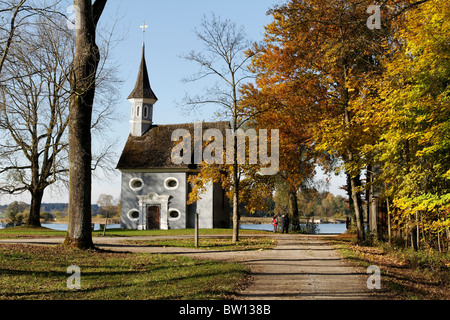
[
  {"x1": 143, "y1": 106, "x2": 148, "y2": 118},
  {"x1": 136, "y1": 105, "x2": 141, "y2": 117}
]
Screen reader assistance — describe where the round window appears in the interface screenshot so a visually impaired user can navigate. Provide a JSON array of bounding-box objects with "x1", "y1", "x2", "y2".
[
  {"x1": 129, "y1": 178, "x2": 144, "y2": 191},
  {"x1": 168, "y1": 209, "x2": 180, "y2": 220},
  {"x1": 127, "y1": 209, "x2": 140, "y2": 220},
  {"x1": 164, "y1": 177, "x2": 179, "y2": 190},
  {"x1": 167, "y1": 180, "x2": 177, "y2": 188}
]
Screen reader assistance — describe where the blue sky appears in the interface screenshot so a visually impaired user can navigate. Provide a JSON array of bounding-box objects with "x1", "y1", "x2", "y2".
[
  {"x1": 107, "y1": 0, "x2": 281, "y2": 125},
  {"x1": 92, "y1": 0, "x2": 288, "y2": 204},
  {"x1": 2, "y1": 0, "x2": 347, "y2": 205}
]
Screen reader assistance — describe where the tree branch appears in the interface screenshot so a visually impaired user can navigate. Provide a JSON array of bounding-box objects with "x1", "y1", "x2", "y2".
[{"x1": 92, "y1": 0, "x2": 108, "y2": 27}]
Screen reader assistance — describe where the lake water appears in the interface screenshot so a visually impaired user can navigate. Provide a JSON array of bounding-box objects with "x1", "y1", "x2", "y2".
[
  {"x1": 1, "y1": 222, "x2": 347, "y2": 234},
  {"x1": 43, "y1": 223, "x2": 122, "y2": 231},
  {"x1": 0, "y1": 223, "x2": 121, "y2": 231},
  {"x1": 240, "y1": 223, "x2": 347, "y2": 234}
]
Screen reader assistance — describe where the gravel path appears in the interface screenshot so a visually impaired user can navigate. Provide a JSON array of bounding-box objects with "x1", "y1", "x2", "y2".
[
  {"x1": 236, "y1": 235, "x2": 375, "y2": 300},
  {"x1": 0, "y1": 234, "x2": 377, "y2": 300}
]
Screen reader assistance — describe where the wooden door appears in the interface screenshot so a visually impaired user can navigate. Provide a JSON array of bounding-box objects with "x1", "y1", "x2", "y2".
[{"x1": 146, "y1": 206, "x2": 160, "y2": 230}]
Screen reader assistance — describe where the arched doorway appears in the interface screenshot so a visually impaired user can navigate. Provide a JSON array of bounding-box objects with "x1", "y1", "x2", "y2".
[
  {"x1": 137, "y1": 192, "x2": 171, "y2": 230},
  {"x1": 146, "y1": 205, "x2": 161, "y2": 230}
]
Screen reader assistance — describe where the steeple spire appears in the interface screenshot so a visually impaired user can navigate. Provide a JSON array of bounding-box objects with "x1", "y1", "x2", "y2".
[
  {"x1": 128, "y1": 23, "x2": 158, "y2": 137},
  {"x1": 128, "y1": 43, "x2": 158, "y2": 101}
]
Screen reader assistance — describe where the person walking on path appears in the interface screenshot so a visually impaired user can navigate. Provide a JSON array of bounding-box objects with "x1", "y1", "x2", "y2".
[
  {"x1": 272, "y1": 215, "x2": 278, "y2": 233},
  {"x1": 281, "y1": 214, "x2": 290, "y2": 234}
]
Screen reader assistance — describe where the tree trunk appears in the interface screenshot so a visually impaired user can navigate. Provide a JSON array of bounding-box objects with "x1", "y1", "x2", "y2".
[
  {"x1": 367, "y1": 166, "x2": 378, "y2": 238},
  {"x1": 232, "y1": 156, "x2": 240, "y2": 243},
  {"x1": 386, "y1": 198, "x2": 391, "y2": 243},
  {"x1": 231, "y1": 74, "x2": 240, "y2": 244},
  {"x1": 350, "y1": 173, "x2": 365, "y2": 242},
  {"x1": 65, "y1": 92, "x2": 95, "y2": 250},
  {"x1": 342, "y1": 68, "x2": 364, "y2": 242},
  {"x1": 411, "y1": 225, "x2": 418, "y2": 251},
  {"x1": 415, "y1": 211, "x2": 420, "y2": 250},
  {"x1": 346, "y1": 171, "x2": 354, "y2": 215},
  {"x1": 27, "y1": 146, "x2": 42, "y2": 227},
  {"x1": 27, "y1": 188, "x2": 43, "y2": 227},
  {"x1": 446, "y1": 227, "x2": 449, "y2": 252},
  {"x1": 64, "y1": 0, "x2": 107, "y2": 250},
  {"x1": 289, "y1": 188, "x2": 299, "y2": 232}
]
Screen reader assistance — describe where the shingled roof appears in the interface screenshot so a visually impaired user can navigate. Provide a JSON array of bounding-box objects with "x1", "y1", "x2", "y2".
[
  {"x1": 117, "y1": 121, "x2": 231, "y2": 170},
  {"x1": 128, "y1": 44, "x2": 158, "y2": 101}
]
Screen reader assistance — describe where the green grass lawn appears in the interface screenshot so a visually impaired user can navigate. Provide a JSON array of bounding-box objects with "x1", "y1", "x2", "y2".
[
  {"x1": 125, "y1": 237, "x2": 276, "y2": 251},
  {"x1": 0, "y1": 244, "x2": 249, "y2": 300},
  {"x1": 0, "y1": 226, "x2": 274, "y2": 300},
  {"x1": 0, "y1": 226, "x2": 272, "y2": 239},
  {"x1": 93, "y1": 227, "x2": 273, "y2": 237},
  {"x1": 0, "y1": 226, "x2": 67, "y2": 238}
]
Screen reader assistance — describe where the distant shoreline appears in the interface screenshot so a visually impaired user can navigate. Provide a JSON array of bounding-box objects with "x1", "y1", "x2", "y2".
[
  {"x1": 240, "y1": 216, "x2": 346, "y2": 225},
  {"x1": 0, "y1": 217, "x2": 121, "y2": 225},
  {"x1": 2, "y1": 216, "x2": 344, "y2": 226}
]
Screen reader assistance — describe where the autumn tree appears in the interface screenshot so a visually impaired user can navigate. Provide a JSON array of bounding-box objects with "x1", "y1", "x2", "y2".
[
  {"x1": 240, "y1": 84, "x2": 324, "y2": 231},
  {"x1": 241, "y1": 0, "x2": 408, "y2": 241},
  {"x1": 64, "y1": 0, "x2": 107, "y2": 249},
  {"x1": 358, "y1": 0, "x2": 450, "y2": 250},
  {"x1": 181, "y1": 13, "x2": 257, "y2": 243}
]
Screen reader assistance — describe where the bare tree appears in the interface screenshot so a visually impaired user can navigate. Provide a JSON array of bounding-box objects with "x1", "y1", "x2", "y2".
[
  {"x1": 97, "y1": 193, "x2": 118, "y2": 235},
  {"x1": 181, "y1": 13, "x2": 256, "y2": 243},
  {"x1": 0, "y1": 11, "x2": 72, "y2": 226},
  {"x1": 0, "y1": 1, "x2": 71, "y2": 77},
  {"x1": 0, "y1": 4, "x2": 119, "y2": 227},
  {"x1": 0, "y1": 0, "x2": 27, "y2": 75},
  {"x1": 64, "y1": 0, "x2": 107, "y2": 249}
]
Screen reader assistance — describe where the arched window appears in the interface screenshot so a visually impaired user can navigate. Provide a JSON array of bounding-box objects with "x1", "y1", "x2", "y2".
[
  {"x1": 143, "y1": 106, "x2": 148, "y2": 118},
  {"x1": 136, "y1": 105, "x2": 141, "y2": 117}
]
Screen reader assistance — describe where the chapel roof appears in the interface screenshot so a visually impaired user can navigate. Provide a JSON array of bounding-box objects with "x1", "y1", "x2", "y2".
[
  {"x1": 116, "y1": 121, "x2": 231, "y2": 170},
  {"x1": 128, "y1": 44, "x2": 158, "y2": 101}
]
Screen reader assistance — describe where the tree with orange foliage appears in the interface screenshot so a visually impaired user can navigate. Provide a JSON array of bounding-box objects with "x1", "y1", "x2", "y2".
[{"x1": 242, "y1": 0, "x2": 403, "y2": 240}]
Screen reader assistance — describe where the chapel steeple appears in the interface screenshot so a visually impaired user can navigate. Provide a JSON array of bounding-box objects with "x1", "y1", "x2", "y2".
[
  {"x1": 128, "y1": 43, "x2": 158, "y2": 102},
  {"x1": 128, "y1": 24, "x2": 158, "y2": 137}
]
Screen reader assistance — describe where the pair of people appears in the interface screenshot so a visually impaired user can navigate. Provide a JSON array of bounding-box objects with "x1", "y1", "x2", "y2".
[{"x1": 272, "y1": 214, "x2": 289, "y2": 234}]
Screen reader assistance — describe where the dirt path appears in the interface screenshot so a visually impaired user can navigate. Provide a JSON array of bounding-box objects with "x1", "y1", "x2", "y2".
[
  {"x1": 0, "y1": 234, "x2": 377, "y2": 300},
  {"x1": 237, "y1": 235, "x2": 375, "y2": 300}
]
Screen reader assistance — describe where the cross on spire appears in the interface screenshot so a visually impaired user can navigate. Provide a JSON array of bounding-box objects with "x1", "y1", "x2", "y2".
[
  {"x1": 140, "y1": 21, "x2": 149, "y2": 33},
  {"x1": 140, "y1": 21, "x2": 149, "y2": 43}
]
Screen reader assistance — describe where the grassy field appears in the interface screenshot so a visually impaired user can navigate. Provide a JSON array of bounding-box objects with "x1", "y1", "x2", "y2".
[
  {"x1": 0, "y1": 226, "x2": 275, "y2": 300},
  {"x1": 0, "y1": 226, "x2": 273, "y2": 239},
  {"x1": 0, "y1": 244, "x2": 248, "y2": 300},
  {"x1": 0, "y1": 226, "x2": 67, "y2": 238},
  {"x1": 125, "y1": 237, "x2": 276, "y2": 251}
]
